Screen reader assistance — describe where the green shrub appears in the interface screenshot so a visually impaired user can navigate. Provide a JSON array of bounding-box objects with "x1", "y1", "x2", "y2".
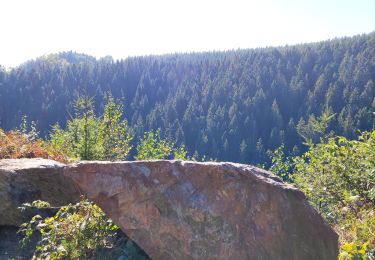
[
  {"x1": 19, "y1": 200, "x2": 120, "y2": 259},
  {"x1": 49, "y1": 95, "x2": 133, "y2": 161},
  {"x1": 292, "y1": 131, "x2": 375, "y2": 258},
  {"x1": 337, "y1": 210, "x2": 374, "y2": 259},
  {"x1": 135, "y1": 129, "x2": 189, "y2": 160}
]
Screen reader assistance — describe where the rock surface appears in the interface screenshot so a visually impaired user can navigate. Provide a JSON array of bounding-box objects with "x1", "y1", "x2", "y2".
[
  {"x1": 65, "y1": 160, "x2": 339, "y2": 260},
  {"x1": 0, "y1": 158, "x2": 80, "y2": 226}
]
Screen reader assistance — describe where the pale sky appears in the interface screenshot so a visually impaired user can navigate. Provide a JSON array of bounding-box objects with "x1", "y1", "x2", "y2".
[{"x1": 0, "y1": 0, "x2": 374, "y2": 68}]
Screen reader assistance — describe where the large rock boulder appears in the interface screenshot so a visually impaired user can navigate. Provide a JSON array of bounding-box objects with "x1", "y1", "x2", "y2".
[
  {"x1": 65, "y1": 160, "x2": 338, "y2": 260},
  {"x1": 0, "y1": 158, "x2": 80, "y2": 226}
]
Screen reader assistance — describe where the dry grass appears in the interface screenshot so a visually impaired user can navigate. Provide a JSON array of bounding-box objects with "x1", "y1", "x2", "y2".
[{"x1": 0, "y1": 129, "x2": 70, "y2": 163}]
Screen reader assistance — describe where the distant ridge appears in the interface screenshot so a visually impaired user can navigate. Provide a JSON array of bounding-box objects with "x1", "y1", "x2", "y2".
[{"x1": 0, "y1": 32, "x2": 374, "y2": 164}]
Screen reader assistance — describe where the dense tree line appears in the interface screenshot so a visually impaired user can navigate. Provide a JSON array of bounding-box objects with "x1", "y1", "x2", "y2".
[{"x1": 0, "y1": 33, "x2": 374, "y2": 164}]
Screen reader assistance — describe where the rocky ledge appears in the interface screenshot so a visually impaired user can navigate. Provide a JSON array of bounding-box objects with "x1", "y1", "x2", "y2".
[
  {"x1": 0, "y1": 158, "x2": 80, "y2": 226},
  {"x1": 1, "y1": 158, "x2": 338, "y2": 259}
]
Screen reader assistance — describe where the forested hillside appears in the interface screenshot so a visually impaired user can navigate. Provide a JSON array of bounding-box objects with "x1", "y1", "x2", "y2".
[{"x1": 0, "y1": 33, "x2": 374, "y2": 164}]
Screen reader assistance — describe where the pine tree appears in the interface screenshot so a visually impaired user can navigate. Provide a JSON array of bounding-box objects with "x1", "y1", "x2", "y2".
[{"x1": 99, "y1": 94, "x2": 133, "y2": 160}]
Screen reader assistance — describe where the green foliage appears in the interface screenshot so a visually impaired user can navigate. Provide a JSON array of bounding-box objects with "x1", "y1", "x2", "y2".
[
  {"x1": 17, "y1": 115, "x2": 39, "y2": 142},
  {"x1": 30, "y1": 200, "x2": 51, "y2": 208},
  {"x1": 292, "y1": 131, "x2": 375, "y2": 258},
  {"x1": 296, "y1": 110, "x2": 336, "y2": 145},
  {"x1": 18, "y1": 115, "x2": 28, "y2": 135},
  {"x1": 174, "y1": 144, "x2": 189, "y2": 160},
  {"x1": 48, "y1": 96, "x2": 102, "y2": 160},
  {"x1": 99, "y1": 94, "x2": 133, "y2": 160},
  {"x1": 338, "y1": 210, "x2": 374, "y2": 259},
  {"x1": 293, "y1": 131, "x2": 374, "y2": 220},
  {"x1": 340, "y1": 242, "x2": 369, "y2": 260},
  {"x1": 135, "y1": 129, "x2": 189, "y2": 160},
  {"x1": 19, "y1": 200, "x2": 120, "y2": 259},
  {"x1": 48, "y1": 124, "x2": 76, "y2": 161},
  {"x1": 70, "y1": 96, "x2": 100, "y2": 160},
  {"x1": 49, "y1": 95, "x2": 132, "y2": 161},
  {"x1": 267, "y1": 144, "x2": 294, "y2": 181}
]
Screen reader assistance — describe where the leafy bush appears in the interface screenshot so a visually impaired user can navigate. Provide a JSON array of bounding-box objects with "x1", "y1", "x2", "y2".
[
  {"x1": 293, "y1": 132, "x2": 374, "y2": 222},
  {"x1": 338, "y1": 210, "x2": 374, "y2": 259},
  {"x1": 135, "y1": 129, "x2": 189, "y2": 160},
  {"x1": 19, "y1": 199, "x2": 150, "y2": 259},
  {"x1": 49, "y1": 95, "x2": 133, "y2": 161},
  {"x1": 267, "y1": 144, "x2": 294, "y2": 181},
  {"x1": 291, "y1": 131, "x2": 375, "y2": 258},
  {"x1": 29, "y1": 200, "x2": 51, "y2": 208},
  {"x1": 19, "y1": 200, "x2": 120, "y2": 259}
]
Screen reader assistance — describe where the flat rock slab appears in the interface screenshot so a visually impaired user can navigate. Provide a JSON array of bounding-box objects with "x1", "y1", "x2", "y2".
[
  {"x1": 65, "y1": 160, "x2": 338, "y2": 260},
  {"x1": 0, "y1": 158, "x2": 80, "y2": 226}
]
